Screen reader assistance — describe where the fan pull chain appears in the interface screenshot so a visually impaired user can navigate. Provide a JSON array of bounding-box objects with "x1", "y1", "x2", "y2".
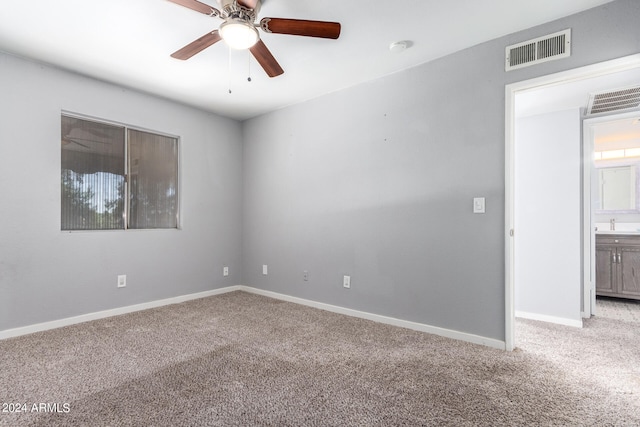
[
  {"x1": 247, "y1": 50, "x2": 252, "y2": 83},
  {"x1": 228, "y1": 47, "x2": 232, "y2": 94}
]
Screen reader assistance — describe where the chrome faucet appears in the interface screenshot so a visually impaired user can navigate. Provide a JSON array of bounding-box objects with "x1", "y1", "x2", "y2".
[{"x1": 610, "y1": 218, "x2": 616, "y2": 231}]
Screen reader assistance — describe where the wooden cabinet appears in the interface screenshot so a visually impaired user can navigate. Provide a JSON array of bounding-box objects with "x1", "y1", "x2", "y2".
[
  {"x1": 596, "y1": 243, "x2": 616, "y2": 294},
  {"x1": 596, "y1": 234, "x2": 640, "y2": 300}
]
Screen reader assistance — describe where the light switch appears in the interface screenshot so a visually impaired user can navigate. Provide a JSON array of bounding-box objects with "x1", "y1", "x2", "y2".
[
  {"x1": 343, "y1": 275, "x2": 351, "y2": 288},
  {"x1": 473, "y1": 197, "x2": 486, "y2": 214}
]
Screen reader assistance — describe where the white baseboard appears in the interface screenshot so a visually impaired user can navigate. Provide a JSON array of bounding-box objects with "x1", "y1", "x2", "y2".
[
  {"x1": 0, "y1": 286, "x2": 242, "y2": 340},
  {"x1": 515, "y1": 310, "x2": 583, "y2": 328},
  {"x1": 1, "y1": 285, "x2": 506, "y2": 350},
  {"x1": 239, "y1": 286, "x2": 506, "y2": 350}
]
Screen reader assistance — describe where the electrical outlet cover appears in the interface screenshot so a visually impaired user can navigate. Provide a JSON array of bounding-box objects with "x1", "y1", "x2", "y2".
[{"x1": 117, "y1": 275, "x2": 126, "y2": 288}]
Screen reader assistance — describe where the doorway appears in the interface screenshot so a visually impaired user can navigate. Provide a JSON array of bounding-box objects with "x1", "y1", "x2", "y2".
[
  {"x1": 505, "y1": 54, "x2": 640, "y2": 351},
  {"x1": 586, "y1": 112, "x2": 640, "y2": 314}
]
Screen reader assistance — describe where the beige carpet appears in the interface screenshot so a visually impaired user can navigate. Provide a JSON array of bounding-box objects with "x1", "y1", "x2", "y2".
[
  {"x1": 1, "y1": 291, "x2": 639, "y2": 426},
  {"x1": 595, "y1": 296, "x2": 640, "y2": 323}
]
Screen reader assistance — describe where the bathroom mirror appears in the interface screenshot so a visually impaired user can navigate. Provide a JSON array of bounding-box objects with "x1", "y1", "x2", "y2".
[{"x1": 597, "y1": 165, "x2": 638, "y2": 212}]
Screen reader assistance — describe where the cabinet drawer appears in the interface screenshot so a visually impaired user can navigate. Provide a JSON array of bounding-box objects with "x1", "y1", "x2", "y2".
[{"x1": 596, "y1": 235, "x2": 640, "y2": 246}]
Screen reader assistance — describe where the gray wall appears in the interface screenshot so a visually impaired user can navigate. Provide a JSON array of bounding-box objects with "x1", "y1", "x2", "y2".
[
  {"x1": 0, "y1": 53, "x2": 243, "y2": 331},
  {"x1": 242, "y1": 0, "x2": 640, "y2": 341}
]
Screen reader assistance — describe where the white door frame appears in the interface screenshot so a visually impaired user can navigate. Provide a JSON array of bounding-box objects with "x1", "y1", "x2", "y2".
[{"x1": 504, "y1": 54, "x2": 640, "y2": 351}]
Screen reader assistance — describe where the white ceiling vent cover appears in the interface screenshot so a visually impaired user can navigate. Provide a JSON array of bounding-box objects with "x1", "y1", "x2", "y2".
[
  {"x1": 505, "y1": 29, "x2": 571, "y2": 71},
  {"x1": 586, "y1": 86, "x2": 640, "y2": 116}
]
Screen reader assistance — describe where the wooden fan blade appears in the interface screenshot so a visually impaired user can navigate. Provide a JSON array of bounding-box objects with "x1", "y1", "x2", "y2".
[
  {"x1": 171, "y1": 31, "x2": 222, "y2": 60},
  {"x1": 237, "y1": 0, "x2": 258, "y2": 9},
  {"x1": 167, "y1": 0, "x2": 217, "y2": 15},
  {"x1": 260, "y1": 18, "x2": 341, "y2": 39},
  {"x1": 249, "y1": 40, "x2": 284, "y2": 77}
]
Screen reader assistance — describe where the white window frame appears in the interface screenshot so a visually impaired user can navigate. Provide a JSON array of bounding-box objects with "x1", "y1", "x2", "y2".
[{"x1": 61, "y1": 112, "x2": 180, "y2": 231}]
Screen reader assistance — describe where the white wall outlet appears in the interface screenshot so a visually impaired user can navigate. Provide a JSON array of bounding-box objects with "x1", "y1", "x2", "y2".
[
  {"x1": 117, "y1": 275, "x2": 126, "y2": 288},
  {"x1": 262, "y1": 264, "x2": 268, "y2": 275},
  {"x1": 473, "y1": 197, "x2": 486, "y2": 214},
  {"x1": 223, "y1": 266, "x2": 229, "y2": 277},
  {"x1": 343, "y1": 275, "x2": 351, "y2": 288},
  {"x1": 303, "y1": 270, "x2": 309, "y2": 281}
]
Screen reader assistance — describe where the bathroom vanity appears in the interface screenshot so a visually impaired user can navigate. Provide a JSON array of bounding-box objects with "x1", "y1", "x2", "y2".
[{"x1": 596, "y1": 233, "x2": 640, "y2": 300}]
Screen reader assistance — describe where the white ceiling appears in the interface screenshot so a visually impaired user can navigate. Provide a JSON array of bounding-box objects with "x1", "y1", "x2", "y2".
[{"x1": 0, "y1": 0, "x2": 617, "y2": 121}]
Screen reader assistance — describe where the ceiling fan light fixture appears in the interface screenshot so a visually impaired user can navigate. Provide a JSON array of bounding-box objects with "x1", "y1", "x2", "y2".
[{"x1": 219, "y1": 19, "x2": 259, "y2": 50}]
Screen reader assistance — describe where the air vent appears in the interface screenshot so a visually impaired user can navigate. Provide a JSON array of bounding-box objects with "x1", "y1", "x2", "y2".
[
  {"x1": 505, "y1": 29, "x2": 571, "y2": 71},
  {"x1": 586, "y1": 86, "x2": 640, "y2": 116}
]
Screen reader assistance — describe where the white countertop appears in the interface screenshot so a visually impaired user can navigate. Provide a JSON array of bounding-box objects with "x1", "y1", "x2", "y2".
[
  {"x1": 595, "y1": 222, "x2": 640, "y2": 234},
  {"x1": 595, "y1": 230, "x2": 640, "y2": 235}
]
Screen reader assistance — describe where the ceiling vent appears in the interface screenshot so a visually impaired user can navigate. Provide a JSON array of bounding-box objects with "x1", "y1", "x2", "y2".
[
  {"x1": 505, "y1": 29, "x2": 571, "y2": 71},
  {"x1": 586, "y1": 86, "x2": 640, "y2": 116}
]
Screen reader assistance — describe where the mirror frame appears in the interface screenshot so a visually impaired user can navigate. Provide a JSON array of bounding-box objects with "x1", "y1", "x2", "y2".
[{"x1": 594, "y1": 160, "x2": 640, "y2": 214}]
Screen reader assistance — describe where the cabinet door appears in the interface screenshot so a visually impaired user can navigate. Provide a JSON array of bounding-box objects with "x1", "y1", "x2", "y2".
[
  {"x1": 596, "y1": 245, "x2": 617, "y2": 295},
  {"x1": 619, "y1": 247, "x2": 640, "y2": 299}
]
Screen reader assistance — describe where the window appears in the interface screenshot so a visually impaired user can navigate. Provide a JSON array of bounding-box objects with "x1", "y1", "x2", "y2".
[{"x1": 61, "y1": 114, "x2": 178, "y2": 230}]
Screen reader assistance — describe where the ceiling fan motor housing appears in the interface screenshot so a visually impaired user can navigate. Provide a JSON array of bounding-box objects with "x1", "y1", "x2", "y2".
[{"x1": 220, "y1": 0, "x2": 260, "y2": 21}]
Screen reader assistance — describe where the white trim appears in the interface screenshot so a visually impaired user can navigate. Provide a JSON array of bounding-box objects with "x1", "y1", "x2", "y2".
[
  {"x1": 505, "y1": 83, "x2": 516, "y2": 352},
  {"x1": 515, "y1": 310, "x2": 583, "y2": 328},
  {"x1": 0, "y1": 286, "x2": 242, "y2": 340},
  {"x1": 239, "y1": 286, "x2": 506, "y2": 350},
  {"x1": 505, "y1": 53, "x2": 640, "y2": 350},
  {"x1": 1, "y1": 285, "x2": 505, "y2": 350},
  {"x1": 583, "y1": 115, "x2": 594, "y2": 318}
]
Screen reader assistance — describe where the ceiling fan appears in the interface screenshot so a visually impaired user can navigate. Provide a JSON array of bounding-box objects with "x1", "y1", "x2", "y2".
[{"x1": 168, "y1": 0, "x2": 341, "y2": 77}]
